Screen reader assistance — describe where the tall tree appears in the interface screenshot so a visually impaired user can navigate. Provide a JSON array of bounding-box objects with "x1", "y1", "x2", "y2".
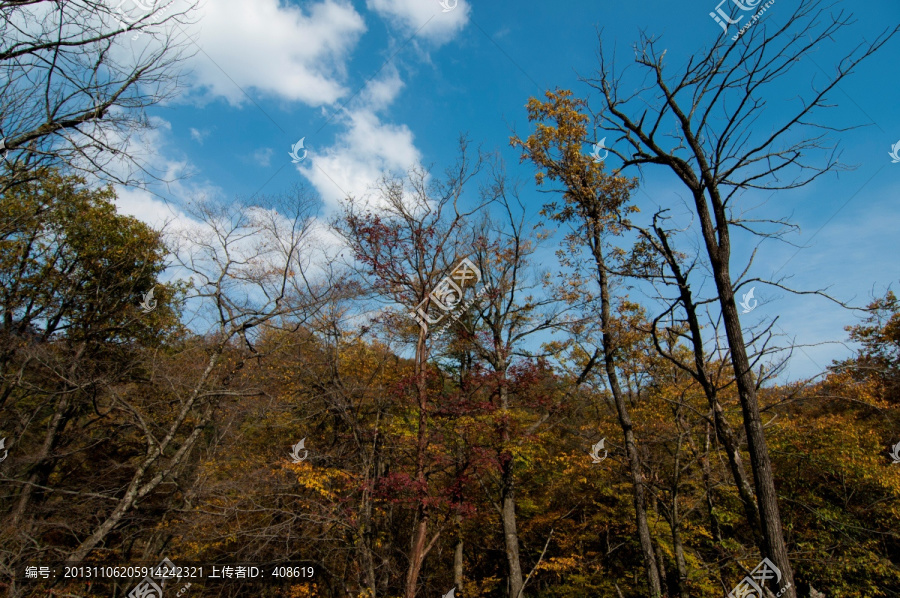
[
  {"x1": 335, "y1": 140, "x2": 492, "y2": 598},
  {"x1": 513, "y1": 90, "x2": 665, "y2": 597},
  {"x1": 449, "y1": 165, "x2": 569, "y2": 598},
  {"x1": 629, "y1": 210, "x2": 764, "y2": 553},
  {"x1": 580, "y1": 3, "x2": 898, "y2": 593}
]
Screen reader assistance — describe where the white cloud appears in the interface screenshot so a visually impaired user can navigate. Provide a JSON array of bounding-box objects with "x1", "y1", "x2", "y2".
[
  {"x1": 361, "y1": 65, "x2": 406, "y2": 111},
  {"x1": 83, "y1": 114, "x2": 221, "y2": 247},
  {"x1": 189, "y1": 127, "x2": 210, "y2": 144},
  {"x1": 366, "y1": 0, "x2": 469, "y2": 44},
  {"x1": 300, "y1": 107, "x2": 421, "y2": 210},
  {"x1": 253, "y1": 147, "x2": 275, "y2": 167},
  {"x1": 189, "y1": 0, "x2": 366, "y2": 106},
  {"x1": 292, "y1": 64, "x2": 422, "y2": 212},
  {"x1": 115, "y1": 186, "x2": 196, "y2": 235}
]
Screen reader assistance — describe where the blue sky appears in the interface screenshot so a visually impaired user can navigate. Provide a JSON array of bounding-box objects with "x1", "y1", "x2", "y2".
[{"x1": 118, "y1": 0, "x2": 900, "y2": 381}]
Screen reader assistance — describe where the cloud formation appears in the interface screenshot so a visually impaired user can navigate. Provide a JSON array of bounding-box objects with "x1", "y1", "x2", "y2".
[
  {"x1": 189, "y1": 0, "x2": 366, "y2": 106},
  {"x1": 366, "y1": 0, "x2": 469, "y2": 44},
  {"x1": 299, "y1": 67, "x2": 422, "y2": 210}
]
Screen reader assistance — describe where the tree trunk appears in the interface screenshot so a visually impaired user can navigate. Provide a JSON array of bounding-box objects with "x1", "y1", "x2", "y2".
[
  {"x1": 697, "y1": 424, "x2": 730, "y2": 591},
  {"x1": 454, "y1": 514, "x2": 464, "y2": 593},
  {"x1": 671, "y1": 516, "x2": 688, "y2": 598},
  {"x1": 652, "y1": 225, "x2": 765, "y2": 551},
  {"x1": 668, "y1": 415, "x2": 688, "y2": 598},
  {"x1": 404, "y1": 517, "x2": 429, "y2": 598},
  {"x1": 693, "y1": 186, "x2": 796, "y2": 597},
  {"x1": 404, "y1": 324, "x2": 431, "y2": 598},
  {"x1": 360, "y1": 484, "x2": 377, "y2": 598},
  {"x1": 501, "y1": 477, "x2": 524, "y2": 598},
  {"x1": 593, "y1": 242, "x2": 664, "y2": 597},
  {"x1": 498, "y1": 377, "x2": 525, "y2": 598}
]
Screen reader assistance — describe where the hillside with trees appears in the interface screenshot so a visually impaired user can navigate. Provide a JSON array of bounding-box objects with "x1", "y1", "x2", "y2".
[{"x1": 1, "y1": 1, "x2": 898, "y2": 597}]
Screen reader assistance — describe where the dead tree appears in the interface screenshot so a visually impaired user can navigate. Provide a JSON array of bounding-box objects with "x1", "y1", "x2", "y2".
[{"x1": 630, "y1": 210, "x2": 765, "y2": 553}]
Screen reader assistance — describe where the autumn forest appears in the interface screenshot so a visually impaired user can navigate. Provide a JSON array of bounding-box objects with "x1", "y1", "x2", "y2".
[{"x1": 1, "y1": 1, "x2": 899, "y2": 598}]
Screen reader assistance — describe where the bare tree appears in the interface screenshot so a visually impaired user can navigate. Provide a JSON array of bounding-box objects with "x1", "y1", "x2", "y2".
[
  {"x1": 0, "y1": 0, "x2": 198, "y2": 193},
  {"x1": 584, "y1": 2, "x2": 899, "y2": 595},
  {"x1": 630, "y1": 210, "x2": 765, "y2": 554}
]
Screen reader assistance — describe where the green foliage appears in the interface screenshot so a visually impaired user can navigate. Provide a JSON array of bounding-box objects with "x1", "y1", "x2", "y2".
[{"x1": 0, "y1": 168, "x2": 181, "y2": 344}]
